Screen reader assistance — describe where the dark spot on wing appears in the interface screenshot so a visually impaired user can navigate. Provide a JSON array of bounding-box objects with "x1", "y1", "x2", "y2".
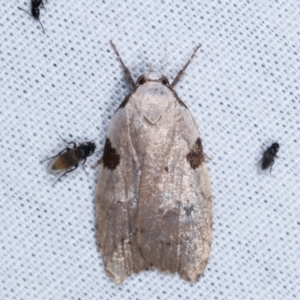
[
  {"x1": 186, "y1": 138, "x2": 204, "y2": 169},
  {"x1": 183, "y1": 205, "x2": 194, "y2": 216},
  {"x1": 102, "y1": 138, "x2": 120, "y2": 170},
  {"x1": 165, "y1": 166, "x2": 169, "y2": 172}
]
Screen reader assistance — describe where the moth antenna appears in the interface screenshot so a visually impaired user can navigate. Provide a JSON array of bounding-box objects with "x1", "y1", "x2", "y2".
[
  {"x1": 91, "y1": 158, "x2": 103, "y2": 169},
  {"x1": 110, "y1": 41, "x2": 135, "y2": 89},
  {"x1": 171, "y1": 44, "x2": 202, "y2": 88}
]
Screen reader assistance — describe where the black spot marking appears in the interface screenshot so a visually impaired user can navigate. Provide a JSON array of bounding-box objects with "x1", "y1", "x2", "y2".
[
  {"x1": 166, "y1": 242, "x2": 171, "y2": 246},
  {"x1": 186, "y1": 138, "x2": 204, "y2": 169},
  {"x1": 102, "y1": 138, "x2": 120, "y2": 170},
  {"x1": 140, "y1": 229, "x2": 144, "y2": 234},
  {"x1": 165, "y1": 166, "x2": 169, "y2": 172},
  {"x1": 121, "y1": 237, "x2": 125, "y2": 244}
]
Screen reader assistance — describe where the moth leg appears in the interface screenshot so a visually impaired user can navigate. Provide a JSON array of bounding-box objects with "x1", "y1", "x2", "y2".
[
  {"x1": 51, "y1": 165, "x2": 78, "y2": 186},
  {"x1": 110, "y1": 41, "x2": 135, "y2": 89},
  {"x1": 91, "y1": 158, "x2": 103, "y2": 169},
  {"x1": 171, "y1": 44, "x2": 202, "y2": 88}
]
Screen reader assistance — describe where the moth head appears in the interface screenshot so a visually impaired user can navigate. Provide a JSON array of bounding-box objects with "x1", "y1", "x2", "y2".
[{"x1": 136, "y1": 72, "x2": 170, "y2": 86}]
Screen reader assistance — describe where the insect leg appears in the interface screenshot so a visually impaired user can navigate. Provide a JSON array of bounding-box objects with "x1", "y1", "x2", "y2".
[
  {"x1": 51, "y1": 165, "x2": 78, "y2": 186},
  {"x1": 38, "y1": 19, "x2": 45, "y2": 34},
  {"x1": 81, "y1": 159, "x2": 88, "y2": 175}
]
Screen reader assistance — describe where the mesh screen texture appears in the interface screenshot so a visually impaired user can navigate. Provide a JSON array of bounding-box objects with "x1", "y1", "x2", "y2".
[{"x1": 1, "y1": 1, "x2": 300, "y2": 299}]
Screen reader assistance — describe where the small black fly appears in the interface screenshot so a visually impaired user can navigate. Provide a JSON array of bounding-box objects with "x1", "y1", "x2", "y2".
[
  {"x1": 258, "y1": 142, "x2": 280, "y2": 174},
  {"x1": 18, "y1": 0, "x2": 46, "y2": 34},
  {"x1": 41, "y1": 140, "x2": 96, "y2": 186}
]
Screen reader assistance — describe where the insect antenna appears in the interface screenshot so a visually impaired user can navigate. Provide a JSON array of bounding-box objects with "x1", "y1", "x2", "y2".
[
  {"x1": 171, "y1": 44, "x2": 202, "y2": 88},
  {"x1": 110, "y1": 40, "x2": 135, "y2": 88},
  {"x1": 17, "y1": 7, "x2": 45, "y2": 34}
]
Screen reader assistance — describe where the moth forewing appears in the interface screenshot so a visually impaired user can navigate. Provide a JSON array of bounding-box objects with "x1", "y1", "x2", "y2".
[{"x1": 95, "y1": 42, "x2": 212, "y2": 283}]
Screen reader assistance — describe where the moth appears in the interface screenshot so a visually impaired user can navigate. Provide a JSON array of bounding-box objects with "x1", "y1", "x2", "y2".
[
  {"x1": 41, "y1": 140, "x2": 96, "y2": 185},
  {"x1": 95, "y1": 41, "x2": 212, "y2": 284},
  {"x1": 258, "y1": 142, "x2": 280, "y2": 173}
]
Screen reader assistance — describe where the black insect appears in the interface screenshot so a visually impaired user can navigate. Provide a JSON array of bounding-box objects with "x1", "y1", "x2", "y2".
[
  {"x1": 258, "y1": 142, "x2": 280, "y2": 173},
  {"x1": 18, "y1": 0, "x2": 46, "y2": 34},
  {"x1": 41, "y1": 140, "x2": 96, "y2": 186}
]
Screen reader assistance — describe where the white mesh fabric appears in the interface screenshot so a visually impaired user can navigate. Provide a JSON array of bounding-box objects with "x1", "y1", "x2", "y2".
[{"x1": 0, "y1": 0, "x2": 299, "y2": 299}]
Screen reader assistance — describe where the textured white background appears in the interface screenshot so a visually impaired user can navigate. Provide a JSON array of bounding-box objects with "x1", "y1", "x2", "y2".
[{"x1": 0, "y1": 0, "x2": 299, "y2": 299}]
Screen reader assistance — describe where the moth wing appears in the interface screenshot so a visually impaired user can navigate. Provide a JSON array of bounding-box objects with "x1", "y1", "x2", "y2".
[
  {"x1": 95, "y1": 99, "x2": 150, "y2": 284},
  {"x1": 135, "y1": 98, "x2": 212, "y2": 282},
  {"x1": 96, "y1": 85, "x2": 212, "y2": 283}
]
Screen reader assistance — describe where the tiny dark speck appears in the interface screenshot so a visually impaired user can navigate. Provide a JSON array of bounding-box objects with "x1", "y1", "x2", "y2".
[
  {"x1": 183, "y1": 205, "x2": 194, "y2": 216},
  {"x1": 165, "y1": 166, "x2": 169, "y2": 172},
  {"x1": 186, "y1": 138, "x2": 204, "y2": 169},
  {"x1": 102, "y1": 138, "x2": 120, "y2": 170}
]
